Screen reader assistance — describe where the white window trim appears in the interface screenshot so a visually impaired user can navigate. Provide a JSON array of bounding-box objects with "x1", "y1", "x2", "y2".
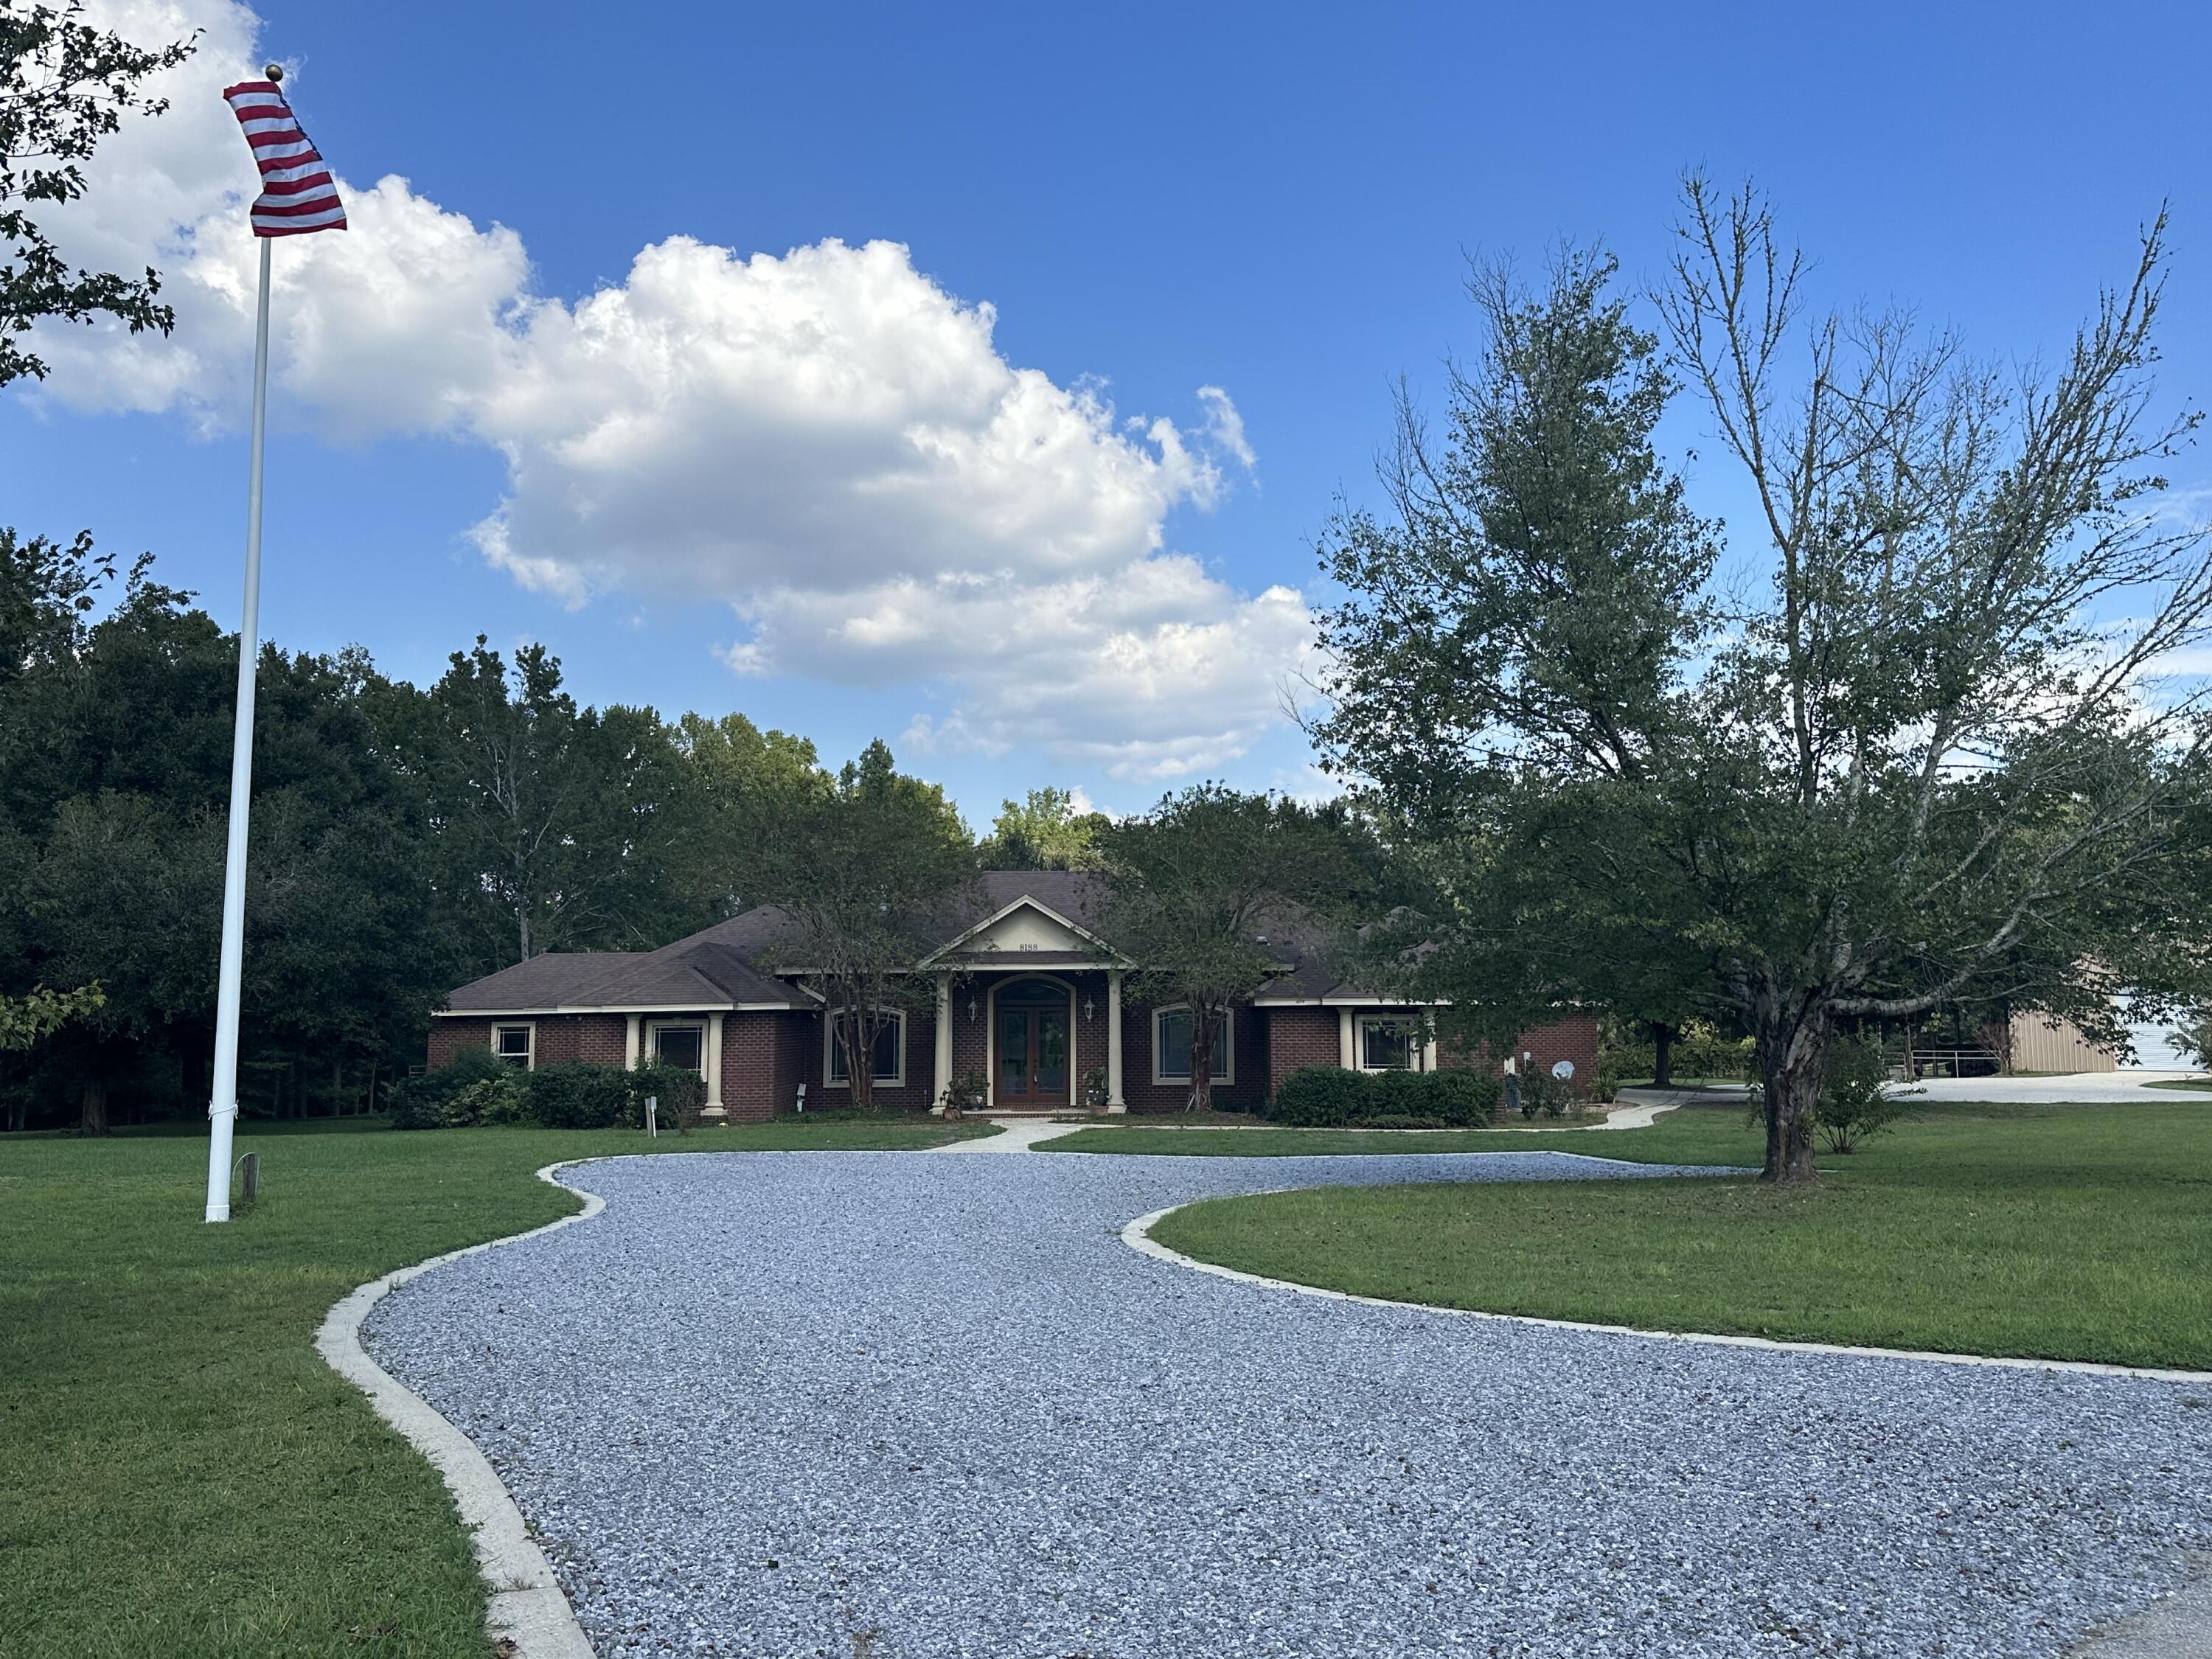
[
  {"x1": 490, "y1": 1021, "x2": 535, "y2": 1071},
  {"x1": 824, "y1": 1008, "x2": 907, "y2": 1088},
  {"x1": 1151, "y1": 1004, "x2": 1234, "y2": 1087},
  {"x1": 1355, "y1": 1012, "x2": 1428, "y2": 1073},
  {"x1": 643, "y1": 1017, "x2": 709, "y2": 1077}
]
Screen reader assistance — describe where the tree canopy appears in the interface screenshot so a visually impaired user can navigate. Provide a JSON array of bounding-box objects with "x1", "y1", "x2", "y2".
[
  {"x1": 0, "y1": 540, "x2": 995, "y2": 1130},
  {"x1": 745, "y1": 740, "x2": 978, "y2": 1107},
  {"x1": 978, "y1": 786, "x2": 1109, "y2": 870},
  {"x1": 1316, "y1": 190, "x2": 2212, "y2": 1181},
  {"x1": 1099, "y1": 785, "x2": 1370, "y2": 1111},
  {"x1": 1, "y1": 1, "x2": 195, "y2": 387}
]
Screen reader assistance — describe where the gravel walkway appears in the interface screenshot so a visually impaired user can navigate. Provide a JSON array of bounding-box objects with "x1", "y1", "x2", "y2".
[{"x1": 363, "y1": 1150, "x2": 2212, "y2": 1659}]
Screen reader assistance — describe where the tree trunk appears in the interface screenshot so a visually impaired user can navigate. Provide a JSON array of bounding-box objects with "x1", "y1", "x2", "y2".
[
  {"x1": 843, "y1": 994, "x2": 874, "y2": 1110},
  {"x1": 1752, "y1": 995, "x2": 1822, "y2": 1184},
  {"x1": 1651, "y1": 1021, "x2": 1675, "y2": 1088},
  {"x1": 78, "y1": 1077, "x2": 109, "y2": 1137},
  {"x1": 1186, "y1": 1009, "x2": 1215, "y2": 1113}
]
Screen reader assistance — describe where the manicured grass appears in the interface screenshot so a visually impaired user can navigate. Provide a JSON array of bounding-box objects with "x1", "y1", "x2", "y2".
[
  {"x1": 1040, "y1": 1109, "x2": 1728, "y2": 1161},
  {"x1": 1147, "y1": 1101, "x2": 2212, "y2": 1371},
  {"x1": 0, "y1": 1113, "x2": 989, "y2": 1659},
  {"x1": 2143, "y1": 1077, "x2": 2212, "y2": 1093}
]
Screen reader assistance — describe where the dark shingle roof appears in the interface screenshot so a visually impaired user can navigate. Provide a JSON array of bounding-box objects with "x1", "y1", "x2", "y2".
[{"x1": 438, "y1": 869, "x2": 1357, "y2": 1012}]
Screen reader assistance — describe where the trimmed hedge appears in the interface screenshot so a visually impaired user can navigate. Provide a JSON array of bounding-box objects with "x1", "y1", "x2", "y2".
[
  {"x1": 1262, "y1": 1065, "x2": 1500, "y2": 1128},
  {"x1": 520, "y1": 1061, "x2": 636, "y2": 1130},
  {"x1": 390, "y1": 1054, "x2": 701, "y2": 1131}
]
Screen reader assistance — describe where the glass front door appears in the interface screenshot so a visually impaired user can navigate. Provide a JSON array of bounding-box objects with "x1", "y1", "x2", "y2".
[{"x1": 996, "y1": 981, "x2": 1071, "y2": 1103}]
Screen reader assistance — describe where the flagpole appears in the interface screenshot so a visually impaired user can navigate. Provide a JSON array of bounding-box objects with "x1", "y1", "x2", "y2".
[{"x1": 204, "y1": 210, "x2": 274, "y2": 1225}]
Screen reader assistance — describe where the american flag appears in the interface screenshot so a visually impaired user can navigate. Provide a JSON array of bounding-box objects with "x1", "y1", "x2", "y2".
[{"x1": 223, "y1": 78, "x2": 347, "y2": 237}]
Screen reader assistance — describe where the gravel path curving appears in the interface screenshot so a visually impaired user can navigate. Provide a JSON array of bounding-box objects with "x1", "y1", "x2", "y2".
[{"x1": 362, "y1": 1150, "x2": 2212, "y2": 1659}]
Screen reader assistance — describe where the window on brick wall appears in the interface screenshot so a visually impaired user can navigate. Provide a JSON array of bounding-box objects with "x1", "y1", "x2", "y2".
[
  {"x1": 827, "y1": 1011, "x2": 904, "y2": 1086},
  {"x1": 1357, "y1": 1015, "x2": 1423, "y2": 1071},
  {"x1": 1153, "y1": 1006, "x2": 1232, "y2": 1085},
  {"x1": 492, "y1": 1024, "x2": 534, "y2": 1069},
  {"x1": 649, "y1": 1022, "x2": 705, "y2": 1075}
]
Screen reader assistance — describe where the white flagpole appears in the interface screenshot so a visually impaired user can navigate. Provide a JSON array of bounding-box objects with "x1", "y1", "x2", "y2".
[{"x1": 205, "y1": 224, "x2": 274, "y2": 1225}]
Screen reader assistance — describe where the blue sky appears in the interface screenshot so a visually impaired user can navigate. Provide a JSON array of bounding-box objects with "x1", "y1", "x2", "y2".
[{"x1": 7, "y1": 0, "x2": 2210, "y2": 825}]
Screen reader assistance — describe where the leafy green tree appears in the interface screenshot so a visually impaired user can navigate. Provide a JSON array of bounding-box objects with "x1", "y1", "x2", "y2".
[
  {"x1": 1099, "y1": 785, "x2": 1368, "y2": 1111},
  {"x1": 746, "y1": 740, "x2": 976, "y2": 1107},
  {"x1": 979, "y1": 786, "x2": 1109, "y2": 870},
  {"x1": 669, "y1": 710, "x2": 829, "y2": 917},
  {"x1": 381, "y1": 637, "x2": 695, "y2": 967},
  {"x1": 1316, "y1": 197, "x2": 2212, "y2": 1184},
  {"x1": 1, "y1": 2, "x2": 195, "y2": 387}
]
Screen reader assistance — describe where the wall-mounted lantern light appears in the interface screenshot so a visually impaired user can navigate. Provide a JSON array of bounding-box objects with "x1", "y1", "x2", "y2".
[{"x1": 1083, "y1": 997, "x2": 1096, "y2": 1022}]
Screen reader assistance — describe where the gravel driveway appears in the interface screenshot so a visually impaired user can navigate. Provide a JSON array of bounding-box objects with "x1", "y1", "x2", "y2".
[{"x1": 363, "y1": 1150, "x2": 2212, "y2": 1659}]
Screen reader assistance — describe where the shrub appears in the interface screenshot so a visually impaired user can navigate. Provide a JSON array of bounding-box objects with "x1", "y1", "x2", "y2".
[
  {"x1": 1267, "y1": 1065, "x2": 1371, "y2": 1127},
  {"x1": 1422, "y1": 1068, "x2": 1498, "y2": 1126},
  {"x1": 1815, "y1": 1035, "x2": 1902, "y2": 1153},
  {"x1": 388, "y1": 1048, "x2": 512, "y2": 1130},
  {"x1": 1518, "y1": 1068, "x2": 1572, "y2": 1119},
  {"x1": 520, "y1": 1062, "x2": 636, "y2": 1130},
  {"x1": 938, "y1": 1068, "x2": 990, "y2": 1115},
  {"x1": 628, "y1": 1059, "x2": 706, "y2": 1133},
  {"x1": 1264, "y1": 1065, "x2": 1500, "y2": 1128}
]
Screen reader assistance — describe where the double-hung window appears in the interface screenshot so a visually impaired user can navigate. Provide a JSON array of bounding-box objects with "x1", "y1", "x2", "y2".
[
  {"x1": 649, "y1": 1021, "x2": 706, "y2": 1076},
  {"x1": 1153, "y1": 1006, "x2": 1231, "y2": 1085},
  {"x1": 828, "y1": 1011, "x2": 905, "y2": 1086},
  {"x1": 1357, "y1": 1015, "x2": 1422, "y2": 1071},
  {"x1": 491, "y1": 1024, "x2": 534, "y2": 1068}
]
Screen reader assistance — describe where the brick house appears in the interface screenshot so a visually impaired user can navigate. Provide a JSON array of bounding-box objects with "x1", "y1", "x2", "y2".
[{"x1": 429, "y1": 872, "x2": 1596, "y2": 1121}]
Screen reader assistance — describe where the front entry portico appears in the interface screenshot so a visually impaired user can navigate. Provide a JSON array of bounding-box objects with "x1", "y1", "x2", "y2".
[{"x1": 994, "y1": 976, "x2": 1073, "y2": 1107}]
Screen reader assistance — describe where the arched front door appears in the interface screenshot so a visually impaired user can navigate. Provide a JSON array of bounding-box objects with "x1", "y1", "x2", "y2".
[{"x1": 996, "y1": 978, "x2": 1071, "y2": 1105}]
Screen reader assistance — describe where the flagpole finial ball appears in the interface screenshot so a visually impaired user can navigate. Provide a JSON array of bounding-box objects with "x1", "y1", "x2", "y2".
[{"x1": 264, "y1": 63, "x2": 282, "y2": 83}]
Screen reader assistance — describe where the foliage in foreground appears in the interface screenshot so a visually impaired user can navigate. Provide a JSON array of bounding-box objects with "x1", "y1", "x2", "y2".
[{"x1": 0, "y1": 4, "x2": 195, "y2": 387}]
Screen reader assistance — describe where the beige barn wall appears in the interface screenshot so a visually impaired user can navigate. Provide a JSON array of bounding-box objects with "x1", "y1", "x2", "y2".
[{"x1": 2008, "y1": 1011, "x2": 2115, "y2": 1074}]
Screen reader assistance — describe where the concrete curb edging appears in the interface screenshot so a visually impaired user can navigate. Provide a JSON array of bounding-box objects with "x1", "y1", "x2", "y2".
[
  {"x1": 315, "y1": 1161, "x2": 602, "y2": 1659},
  {"x1": 1119, "y1": 1182, "x2": 2212, "y2": 1386}
]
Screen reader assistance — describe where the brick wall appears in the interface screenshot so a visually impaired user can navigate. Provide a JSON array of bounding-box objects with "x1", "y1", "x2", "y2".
[
  {"x1": 1121, "y1": 998, "x2": 1266, "y2": 1114},
  {"x1": 803, "y1": 1004, "x2": 944, "y2": 1111},
  {"x1": 723, "y1": 1011, "x2": 782, "y2": 1122},
  {"x1": 425, "y1": 1013, "x2": 622, "y2": 1071},
  {"x1": 1492, "y1": 1013, "x2": 1601, "y2": 1097},
  {"x1": 427, "y1": 1017, "x2": 493, "y2": 1070},
  {"x1": 1265, "y1": 1006, "x2": 1340, "y2": 1091}
]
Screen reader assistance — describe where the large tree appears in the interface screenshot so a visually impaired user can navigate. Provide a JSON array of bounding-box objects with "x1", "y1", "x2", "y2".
[
  {"x1": 667, "y1": 710, "x2": 830, "y2": 919},
  {"x1": 978, "y1": 786, "x2": 1109, "y2": 870},
  {"x1": 380, "y1": 638, "x2": 697, "y2": 967},
  {"x1": 1315, "y1": 198, "x2": 2212, "y2": 1183},
  {"x1": 1, "y1": 1, "x2": 195, "y2": 387},
  {"x1": 746, "y1": 740, "x2": 976, "y2": 1107},
  {"x1": 1099, "y1": 785, "x2": 1369, "y2": 1112}
]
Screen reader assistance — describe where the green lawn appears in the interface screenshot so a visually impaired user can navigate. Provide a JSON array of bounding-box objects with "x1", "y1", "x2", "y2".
[
  {"x1": 0, "y1": 1113, "x2": 990, "y2": 1659},
  {"x1": 1145, "y1": 1101, "x2": 2212, "y2": 1371},
  {"x1": 2143, "y1": 1077, "x2": 2212, "y2": 1093},
  {"x1": 1040, "y1": 1109, "x2": 1743, "y2": 1160}
]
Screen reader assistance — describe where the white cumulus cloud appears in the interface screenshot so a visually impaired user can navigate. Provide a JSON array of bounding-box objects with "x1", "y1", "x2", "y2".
[{"x1": 27, "y1": 0, "x2": 1310, "y2": 777}]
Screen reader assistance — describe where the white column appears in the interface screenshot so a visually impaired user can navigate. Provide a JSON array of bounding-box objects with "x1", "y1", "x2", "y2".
[
  {"x1": 1106, "y1": 970, "x2": 1126, "y2": 1112},
  {"x1": 1338, "y1": 1007, "x2": 1356, "y2": 1068},
  {"x1": 625, "y1": 1014, "x2": 641, "y2": 1071},
  {"x1": 934, "y1": 973, "x2": 953, "y2": 1111},
  {"x1": 702, "y1": 1012, "x2": 727, "y2": 1121}
]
